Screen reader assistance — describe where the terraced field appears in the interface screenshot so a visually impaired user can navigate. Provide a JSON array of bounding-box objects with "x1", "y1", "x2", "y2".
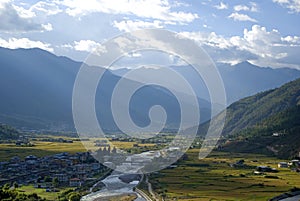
[{"x1": 149, "y1": 150, "x2": 300, "y2": 201}]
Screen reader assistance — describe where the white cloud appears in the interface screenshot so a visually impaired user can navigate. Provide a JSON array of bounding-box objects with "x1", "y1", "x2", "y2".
[
  {"x1": 234, "y1": 5, "x2": 250, "y2": 11},
  {"x1": 0, "y1": 0, "x2": 10, "y2": 7},
  {"x1": 228, "y1": 12, "x2": 257, "y2": 22},
  {"x1": 128, "y1": 52, "x2": 142, "y2": 58},
  {"x1": 113, "y1": 20, "x2": 163, "y2": 32},
  {"x1": 282, "y1": 35, "x2": 300, "y2": 43},
  {"x1": 12, "y1": 4, "x2": 36, "y2": 18},
  {"x1": 179, "y1": 31, "x2": 232, "y2": 49},
  {"x1": 31, "y1": 1, "x2": 62, "y2": 16},
  {"x1": 0, "y1": 37, "x2": 53, "y2": 52},
  {"x1": 229, "y1": 25, "x2": 282, "y2": 57},
  {"x1": 67, "y1": 40, "x2": 107, "y2": 55},
  {"x1": 0, "y1": 0, "x2": 52, "y2": 32},
  {"x1": 57, "y1": 0, "x2": 198, "y2": 24},
  {"x1": 179, "y1": 25, "x2": 300, "y2": 69},
  {"x1": 234, "y1": 2, "x2": 258, "y2": 12},
  {"x1": 273, "y1": 0, "x2": 300, "y2": 13},
  {"x1": 172, "y1": 1, "x2": 190, "y2": 8},
  {"x1": 41, "y1": 23, "x2": 53, "y2": 31},
  {"x1": 214, "y1": 2, "x2": 228, "y2": 10},
  {"x1": 249, "y1": 2, "x2": 259, "y2": 12}
]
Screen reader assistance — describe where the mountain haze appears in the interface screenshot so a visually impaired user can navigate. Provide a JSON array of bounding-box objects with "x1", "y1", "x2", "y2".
[
  {"x1": 0, "y1": 47, "x2": 209, "y2": 132},
  {"x1": 0, "y1": 47, "x2": 299, "y2": 133}
]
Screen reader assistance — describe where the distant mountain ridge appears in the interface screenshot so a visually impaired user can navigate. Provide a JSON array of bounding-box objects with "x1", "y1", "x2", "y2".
[
  {"x1": 0, "y1": 47, "x2": 210, "y2": 132},
  {"x1": 0, "y1": 47, "x2": 300, "y2": 132},
  {"x1": 114, "y1": 62, "x2": 300, "y2": 104},
  {"x1": 218, "y1": 62, "x2": 300, "y2": 104},
  {"x1": 0, "y1": 47, "x2": 79, "y2": 130}
]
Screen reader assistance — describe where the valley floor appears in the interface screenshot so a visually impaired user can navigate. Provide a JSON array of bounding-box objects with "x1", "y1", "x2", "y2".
[
  {"x1": 1, "y1": 138, "x2": 300, "y2": 201},
  {"x1": 145, "y1": 149, "x2": 300, "y2": 201}
]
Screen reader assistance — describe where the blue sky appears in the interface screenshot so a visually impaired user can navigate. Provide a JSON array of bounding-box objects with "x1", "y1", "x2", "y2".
[{"x1": 0, "y1": 0, "x2": 300, "y2": 69}]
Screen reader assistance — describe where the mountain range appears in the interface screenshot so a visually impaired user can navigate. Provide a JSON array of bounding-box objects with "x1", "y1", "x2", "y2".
[
  {"x1": 0, "y1": 47, "x2": 209, "y2": 132},
  {"x1": 0, "y1": 47, "x2": 300, "y2": 132},
  {"x1": 114, "y1": 62, "x2": 300, "y2": 104},
  {"x1": 204, "y1": 78, "x2": 300, "y2": 159}
]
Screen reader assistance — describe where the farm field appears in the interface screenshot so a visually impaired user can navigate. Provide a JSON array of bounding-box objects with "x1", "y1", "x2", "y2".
[
  {"x1": 0, "y1": 138, "x2": 157, "y2": 161},
  {"x1": 149, "y1": 149, "x2": 300, "y2": 201},
  {"x1": 0, "y1": 141, "x2": 87, "y2": 161},
  {"x1": 17, "y1": 185, "x2": 73, "y2": 200},
  {"x1": 1, "y1": 136, "x2": 300, "y2": 201}
]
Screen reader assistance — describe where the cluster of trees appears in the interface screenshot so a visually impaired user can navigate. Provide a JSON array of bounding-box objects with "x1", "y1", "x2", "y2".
[
  {"x1": 221, "y1": 78, "x2": 300, "y2": 137},
  {"x1": 223, "y1": 105, "x2": 300, "y2": 159},
  {"x1": 0, "y1": 183, "x2": 82, "y2": 201},
  {"x1": 57, "y1": 189, "x2": 81, "y2": 201},
  {"x1": 0, "y1": 124, "x2": 20, "y2": 141},
  {"x1": 212, "y1": 78, "x2": 300, "y2": 159},
  {"x1": 0, "y1": 183, "x2": 46, "y2": 201}
]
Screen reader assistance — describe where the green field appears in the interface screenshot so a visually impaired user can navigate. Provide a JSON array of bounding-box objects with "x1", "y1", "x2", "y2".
[
  {"x1": 0, "y1": 141, "x2": 87, "y2": 161},
  {"x1": 0, "y1": 139, "x2": 157, "y2": 161},
  {"x1": 94, "y1": 194, "x2": 137, "y2": 201},
  {"x1": 149, "y1": 149, "x2": 300, "y2": 201},
  {"x1": 17, "y1": 185, "x2": 73, "y2": 200},
  {"x1": 1, "y1": 138, "x2": 300, "y2": 200}
]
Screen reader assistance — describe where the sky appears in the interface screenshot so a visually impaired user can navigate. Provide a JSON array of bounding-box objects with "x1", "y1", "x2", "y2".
[{"x1": 0, "y1": 0, "x2": 300, "y2": 69}]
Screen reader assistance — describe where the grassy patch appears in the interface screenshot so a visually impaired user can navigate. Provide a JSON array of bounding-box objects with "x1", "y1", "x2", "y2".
[
  {"x1": 17, "y1": 185, "x2": 73, "y2": 201},
  {"x1": 149, "y1": 150, "x2": 300, "y2": 201},
  {"x1": 0, "y1": 138, "x2": 158, "y2": 161},
  {"x1": 0, "y1": 141, "x2": 86, "y2": 161}
]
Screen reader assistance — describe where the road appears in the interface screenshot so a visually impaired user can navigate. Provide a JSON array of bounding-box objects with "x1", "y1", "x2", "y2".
[
  {"x1": 145, "y1": 175, "x2": 158, "y2": 201},
  {"x1": 135, "y1": 188, "x2": 153, "y2": 201}
]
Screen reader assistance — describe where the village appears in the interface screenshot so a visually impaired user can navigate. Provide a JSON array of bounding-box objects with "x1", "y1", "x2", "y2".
[{"x1": 0, "y1": 151, "x2": 110, "y2": 191}]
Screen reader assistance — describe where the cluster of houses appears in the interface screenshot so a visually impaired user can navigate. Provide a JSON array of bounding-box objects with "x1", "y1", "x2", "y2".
[
  {"x1": 0, "y1": 152, "x2": 108, "y2": 189},
  {"x1": 278, "y1": 159, "x2": 300, "y2": 170},
  {"x1": 229, "y1": 158, "x2": 300, "y2": 174}
]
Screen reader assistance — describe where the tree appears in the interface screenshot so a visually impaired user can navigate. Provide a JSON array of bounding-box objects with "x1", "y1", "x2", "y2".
[
  {"x1": 3, "y1": 183, "x2": 10, "y2": 190},
  {"x1": 27, "y1": 193, "x2": 39, "y2": 201},
  {"x1": 68, "y1": 192, "x2": 81, "y2": 201},
  {"x1": 44, "y1": 176, "x2": 52, "y2": 183},
  {"x1": 53, "y1": 177, "x2": 59, "y2": 188},
  {"x1": 13, "y1": 182, "x2": 19, "y2": 189}
]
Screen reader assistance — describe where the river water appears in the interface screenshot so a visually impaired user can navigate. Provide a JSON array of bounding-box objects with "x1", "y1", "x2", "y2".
[
  {"x1": 81, "y1": 170, "x2": 145, "y2": 201},
  {"x1": 81, "y1": 148, "x2": 178, "y2": 200},
  {"x1": 81, "y1": 152, "x2": 156, "y2": 201}
]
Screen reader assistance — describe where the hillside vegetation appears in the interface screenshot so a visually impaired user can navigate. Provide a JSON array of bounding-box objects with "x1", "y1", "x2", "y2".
[
  {"x1": 0, "y1": 123, "x2": 20, "y2": 140},
  {"x1": 223, "y1": 78, "x2": 300, "y2": 136},
  {"x1": 218, "y1": 78, "x2": 300, "y2": 158}
]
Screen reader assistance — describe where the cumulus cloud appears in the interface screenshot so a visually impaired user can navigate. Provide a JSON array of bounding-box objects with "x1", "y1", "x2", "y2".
[
  {"x1": 273, "y1": 0, "x2": 300, "y2": 13},
  {"x1": 113, "y1": 20, "x2": 163, "y2": 32},
  {"x1": 234, "y1": 2, "x2": 258, "y2": 12},
  {"x1": 179, "y1": 25, "x2": 300, "y2": 69},
  {"x1": 179, "y1": 31, "x2": 232, "y2": 49},
  {"x1": 234, "y1": 5, "x2": 249, "y2": 12},
  {"x1": 41, "y1": 23, "x2": 53, "y2": 31},
  {"x1": 12, "y1": 4, "x2": 36, "y2": 18},
  {"x1": 214, "y1": 2, "x2": 228, "y2": 10},
  {"x1": 57, "y1": 0, "x2": 198, "y2": 24},
  {"x1": 228, "y1": 12, "x2": 257, "y2": 22},
  {"x1": 0, "y1": 37, "x2": 53, "y2": 52},
  {"x1": 0, "y1": 0, "x2": 52, "y2": 32},
  {"x1": 30, "y1": 1, "x2": 62, "y2": 16},
  {"x1": 64, "y1": 40, "x2": 107, "y2": 55}
]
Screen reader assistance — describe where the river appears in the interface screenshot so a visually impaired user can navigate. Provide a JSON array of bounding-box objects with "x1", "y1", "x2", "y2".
[
  {"x1": 81, "y1": 152, "x2": 158, "y2": 201},
  {"x1": 81, "y1": 170, "x2": 145, "y2": 201}
]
